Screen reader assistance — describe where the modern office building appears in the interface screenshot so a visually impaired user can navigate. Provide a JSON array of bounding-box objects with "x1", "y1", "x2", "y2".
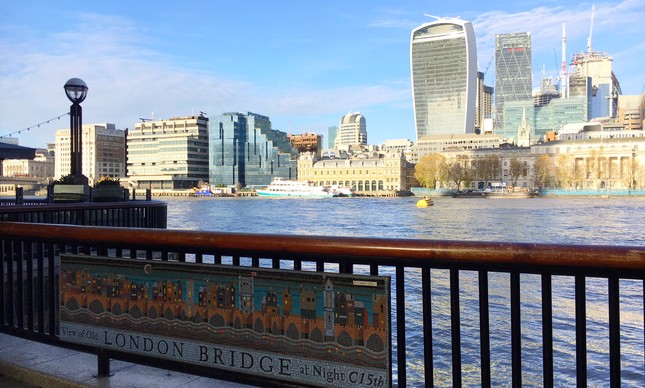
[
  {"x1": 410, "y1": 133, "x2": 502, "y2": 163},
  {"x1": 288, "y1": 132, "x2": 323, "y2": 158},
  {"x1": 55, "y1": 123, "x2": 126, "y2": 185},
  {"x1": 126, "y1": 116, "x2": 209, "y2": 190},
  {"x1": 569, "y1": 50, "x2": 621, "y2": 119},
  {"x1": 410, "y1": 17, "x2": 478, "y2": 138},
  {"x1": 476, "y1": 71, "x2": 494, "y2": 133},
  {"x1": 209, "y1": 112, "x2": 297, "y2": 187},
  {"x1": 495, "y1": 32, "x2": 532, "y2": 129},
  {"x1": 616, "y1": 94, "x2": 644, "y2": 131},
  {"x1": 327, "y1": 126, "x2": 338, "y2": 149},
  {"x1": 502, "y1": 96, "x2": 588, "y2": 144},
  {"x1": 334, "y1": 112, "x2": 367, "y2": 150}
]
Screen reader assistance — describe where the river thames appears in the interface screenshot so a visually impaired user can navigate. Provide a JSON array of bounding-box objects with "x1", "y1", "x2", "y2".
[{"x1": 164, "y1": 195, "x2": 644, "y2": 386}]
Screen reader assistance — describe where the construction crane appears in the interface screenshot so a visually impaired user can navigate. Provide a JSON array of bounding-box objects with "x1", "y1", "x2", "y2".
[{"x1": 483, "y1": 56, "x2": 493, "y2": 77}]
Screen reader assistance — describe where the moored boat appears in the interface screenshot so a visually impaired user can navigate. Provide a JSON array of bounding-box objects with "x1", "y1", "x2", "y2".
[
  {"x1": 327, "y1": 184, "x2": 356, "y2": 197},
  {"x1": 256, "y1": 178, "x2": 335, "y2": 198}
]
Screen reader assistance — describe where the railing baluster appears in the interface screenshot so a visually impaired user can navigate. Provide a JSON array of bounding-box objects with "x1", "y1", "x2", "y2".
[
  {"x1": 396, "y1": 265, "x2": 406, "y2": 387},
  {"x1": 511, "y1": 271, "x2": 521, "y2": 387},
  {"x1": 608, "y1": 276, "x2": 620, "y2": 387},
  {"x1": 47, "y1": 243, "x2": 56, "y2": 335},
  {"x1": 16, "y1": 241, "x2": 24, "y2": 329},
  {"x1": 541, "y1": 274, "x2": 554, "y2": 388},
  {"x1": 26, "y1": 242, "x2": 34, "y2": 331},
  {"x1": 575, "y1": 275, "x2": 587, "y2": 387},
  {"x1": 479, "y1": 270, "x2": 491, "y2": 388},
  {"x1": 450, "y1": 269, "x2": 461, "y2": 387},
  {"x1": 422, "y1": 267, "x2": 433, "y2": 386},
  {"x1": 0, "y1": 240, "x2": 5, "y2": 325}
]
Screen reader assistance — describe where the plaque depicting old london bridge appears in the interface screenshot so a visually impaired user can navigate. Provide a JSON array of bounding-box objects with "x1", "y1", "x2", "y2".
[{"x1": 60, "y1": 255, "x2": 390, "y2": 387}]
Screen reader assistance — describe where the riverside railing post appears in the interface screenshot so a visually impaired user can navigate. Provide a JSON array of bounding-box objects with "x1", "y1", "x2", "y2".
[
  {"x1": 96, "y1": 349, "x2": 113, "y2": 377},
  {"x1": 15, "y1": 187, "x2": 23, "y2": 205}
]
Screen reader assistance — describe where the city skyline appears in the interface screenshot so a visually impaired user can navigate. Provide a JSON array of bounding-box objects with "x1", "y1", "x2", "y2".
[{"x1": 1, "y1": 1, "x2": 644, "y2": 149}]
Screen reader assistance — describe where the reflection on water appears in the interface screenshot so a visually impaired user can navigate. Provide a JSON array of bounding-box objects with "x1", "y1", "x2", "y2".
[{"x1": 164, "y1": 196, "x2": 644, "y2": 386}]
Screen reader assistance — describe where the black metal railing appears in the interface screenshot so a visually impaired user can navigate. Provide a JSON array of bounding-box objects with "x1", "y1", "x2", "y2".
[
  {"x1": 0, "y1": 201, "x2": 167, "y2": 228},
  {"x1": 1, "y1": 222, "x2": 644, "y2": 387}
]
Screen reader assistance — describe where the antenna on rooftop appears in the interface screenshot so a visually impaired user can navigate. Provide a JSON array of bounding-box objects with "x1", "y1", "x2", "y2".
[{"x1": 424, "y1": 14, "x2": 441, "y2": 20}]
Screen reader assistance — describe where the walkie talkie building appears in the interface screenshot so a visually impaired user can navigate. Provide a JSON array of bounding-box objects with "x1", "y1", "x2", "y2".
[{"x1": 410, "y1": 17, "x2": 478, "y2": 139}]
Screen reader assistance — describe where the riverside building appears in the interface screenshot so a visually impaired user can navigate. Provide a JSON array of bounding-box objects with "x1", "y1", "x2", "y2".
[
  {"x1": 209, "y1": 112, "x2": 297, "y2": 187},
  {"x1": 410, "y1": 17, "x2": 477, "y2": 138},
  {"x1": 126, "y1": 115, "x2": 209, "y2": 191},
  {"x1": 409, "y1": 133, "x2": 502, "y2": 164},
  {"x1": 297, "y1": 150, "x2": 416, "y2": 194},
  {"x1": 55, "y1": 123, "x2": 126, "y2": 185}
]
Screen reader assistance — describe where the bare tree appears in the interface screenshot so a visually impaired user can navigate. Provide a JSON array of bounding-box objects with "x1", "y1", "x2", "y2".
[
  {"x1": 533, "y1": 154, "x2": 552, "y2": 190},
  {"x1": 446, "y1": 155, "x2": 473, "y2": 191},
  {"x1": 508, "y1": 157, "x2": 527, "y2": 187},
  {"x1": 414, "y1": 153, "x2": 447, "y2": 189},
  {"x1": 475, "y1": 155, "x2": 501, "y2": 188}
]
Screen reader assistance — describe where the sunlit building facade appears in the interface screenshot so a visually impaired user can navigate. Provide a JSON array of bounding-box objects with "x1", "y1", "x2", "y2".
[
  {"x1": 127, "y1": 116, "x2": 209, "y2": 190},
  {"x1": 297, "y1": 151, "x2": 416, "y2": 193},
  {"x1": 410, "y1": 17, "x2": 477, "y2": 138},
  {"x1": 56, "y1": 123, "x2": 126, "y2": 185},
  {"x1": 495, "y1": 32, "x2": 532, "y2": 130},
  {"x1": 334, "y1": 112, "x2": 367, "y2": 150}
]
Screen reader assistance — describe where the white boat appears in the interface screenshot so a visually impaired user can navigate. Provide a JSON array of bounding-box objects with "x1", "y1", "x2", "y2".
[
  {"x1": 327, "y1": 184, "x2": 356, "y2": 197},
  {"x1": 256, "y1": 178, "x2": 335, "y2": 198}
]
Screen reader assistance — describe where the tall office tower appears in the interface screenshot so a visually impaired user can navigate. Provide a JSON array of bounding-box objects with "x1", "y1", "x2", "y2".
[
  {"x1": 327, "y1": 126, "x2": 338, "y2": 149},
  {"x1": 410, "y1": 17, "x2": 477, "y2": 138},
  {"x1": 334, "y1": 112, "x2": 367, "y2": 150},
  {"x1": 55, "y1": 123, "x2": 126, "y2": 185},
  {"x1": 209, "y1": 112, "x2": 297, "y2": 187},
  {"x1": 569, "y1": 51, "x2": 621, "y2": 119},
  {"x1": 126, "y1": 115, "x2": 209, "y2": 190},
  {"x1": 495, "y1": 32, "x2": 533, "y2": 130},
  {"x1": 476, "y1": 71, "x2": 494, "y2": 133}
]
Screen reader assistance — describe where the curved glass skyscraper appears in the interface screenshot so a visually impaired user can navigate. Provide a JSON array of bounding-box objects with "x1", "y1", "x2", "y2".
[{"x1": 410, "y1": 17, "x2": 477, "y2": 139}]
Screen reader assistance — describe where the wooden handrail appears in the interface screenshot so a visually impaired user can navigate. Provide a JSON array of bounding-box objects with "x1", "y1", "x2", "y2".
[{"x1": 1, "y1": 221, "x2": 643, "y2": 274}]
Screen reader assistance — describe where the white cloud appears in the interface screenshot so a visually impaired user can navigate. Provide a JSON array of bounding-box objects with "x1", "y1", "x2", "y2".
[{"x1": 0, "y1": 11, "x2": 410, "y2": 147}]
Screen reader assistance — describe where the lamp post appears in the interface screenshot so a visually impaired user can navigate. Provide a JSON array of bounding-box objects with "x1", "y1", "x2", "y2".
[{"x1": 64, "y1": 78, "x2": 88, "y2": 182}]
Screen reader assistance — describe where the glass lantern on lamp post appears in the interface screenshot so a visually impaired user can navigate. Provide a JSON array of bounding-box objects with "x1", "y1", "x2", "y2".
[{"x1": 64, "y1": 78, "x2": 88, "y2": 183}]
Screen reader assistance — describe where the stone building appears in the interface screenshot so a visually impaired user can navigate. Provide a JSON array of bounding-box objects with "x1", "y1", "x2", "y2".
[{"x1": 297, "y1": 150, "x2": 416, "y2": 194}]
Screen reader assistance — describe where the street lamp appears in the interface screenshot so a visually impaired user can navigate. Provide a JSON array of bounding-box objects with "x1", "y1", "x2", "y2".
[{"x1": 64, "y1": 78, "x2": 88, "y2": 182}]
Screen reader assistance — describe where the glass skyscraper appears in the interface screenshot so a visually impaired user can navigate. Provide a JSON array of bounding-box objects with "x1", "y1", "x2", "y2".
[
  {"x1": 410, "y1": 17, "x2": 478, "y2": 139},
  {"x1": 209, "y1": 112, "x2": 297, "y2": 187},
  {"x1": 495, "y1": 32, "x2": 533, "y2": 129}
]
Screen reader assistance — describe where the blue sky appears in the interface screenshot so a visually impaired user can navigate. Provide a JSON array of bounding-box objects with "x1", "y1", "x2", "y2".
[{"x1": 1, "y1": 1, "x2": 644, "y2": 148}]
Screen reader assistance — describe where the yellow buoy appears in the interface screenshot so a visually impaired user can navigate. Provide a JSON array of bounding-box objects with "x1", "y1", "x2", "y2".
[{"x1": 416, "y1": 197, "x2": 433, "y2": 208}]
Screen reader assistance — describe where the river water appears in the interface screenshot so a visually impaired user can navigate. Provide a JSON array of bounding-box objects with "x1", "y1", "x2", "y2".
[{"x1": 164, "y1": 196, "x2": 644, "y2": 387}]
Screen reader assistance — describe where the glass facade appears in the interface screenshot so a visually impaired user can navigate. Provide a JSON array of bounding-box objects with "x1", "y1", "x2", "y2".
[
  {"x1": 495, "y1": 32, "x2": 532, "y2": 129},
  {"x1": 210, "y1": 112, "x2": 297, "y2": 187},
  {"x1": 410, "y1": 18, "x2": 477, "y2": 139},
  {"x1": 502, "y1": 96, "x2": 587, "y2": 143}
]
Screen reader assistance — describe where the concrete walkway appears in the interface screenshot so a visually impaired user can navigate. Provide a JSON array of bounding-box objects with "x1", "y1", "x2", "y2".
[{"x1": 0, "y1": 333, "x2": 249, "y2": 388}]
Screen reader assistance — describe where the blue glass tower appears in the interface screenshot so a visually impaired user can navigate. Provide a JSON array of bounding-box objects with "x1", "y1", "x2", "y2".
[{"x1": 209, "y1": 112, "x2": 297, "y2": 187}]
